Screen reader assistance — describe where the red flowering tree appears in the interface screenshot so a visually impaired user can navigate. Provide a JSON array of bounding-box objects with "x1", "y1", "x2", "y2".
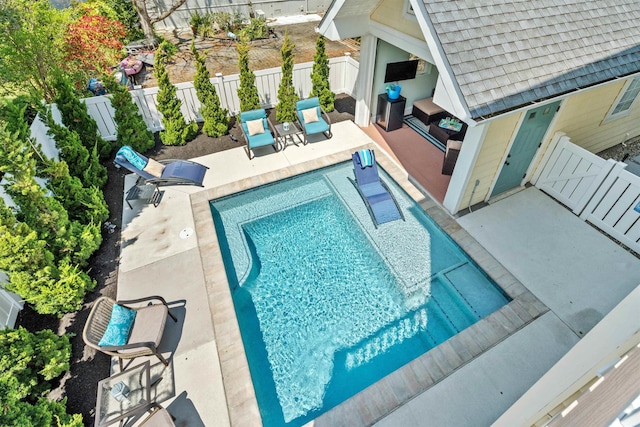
[{"x1": 64, "y1": 14, "x2": 126, "y2": 74}]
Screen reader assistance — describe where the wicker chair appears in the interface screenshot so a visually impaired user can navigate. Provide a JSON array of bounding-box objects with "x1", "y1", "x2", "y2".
[
  {"x1": 83, "y1": 296, "x2": 177, "y2": 370},
  {"x1": 138, "y1": 403, "x2": 176, "y2": 426}
]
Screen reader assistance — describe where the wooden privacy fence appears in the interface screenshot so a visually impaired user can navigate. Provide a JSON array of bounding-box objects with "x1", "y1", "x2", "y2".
[
  {"x1": 83, "y1": 55, "x2": 360, "y2": 140},
  {"x1": 534, "y1": 132, "x2": 640, "y2": 253}
]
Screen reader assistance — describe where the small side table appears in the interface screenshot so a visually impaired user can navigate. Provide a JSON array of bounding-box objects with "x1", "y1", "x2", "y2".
[
  {"x1": 275, "y1": 122, "x2": 301, "y2": 150},
  {"x1": 125, "y1": 183, "x2": 162, "y2": 209},
  {"x1": 95, "y1": 361, "x2": 153, "y2": 426}
]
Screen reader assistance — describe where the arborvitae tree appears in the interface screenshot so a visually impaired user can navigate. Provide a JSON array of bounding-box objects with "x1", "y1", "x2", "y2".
[
  {"x1": 276, "y1": 31, "x2": 299, "y2": 123},
  {"x1": 53, "y1": 73, "x2": 112, "y2": 159},
  {"x1": 0, "y1": 126, "x2": 101, "y2": 267},
  {"x1": 0, "y1": 126, "x2": 97, "y2": 316},
  {"x1": 236, "y1": 39, "x2": 261, "y2": 112},
  {"x1": 0, "y1": 202, "x2": 96, "y2": 316},
  {"x1": 0, "y1": 100, "x2": 31, "y2": 142},
  {"x1": 103, "y1": 75, "x2": 155, "y2": 153},
  {"x1": 191, "y1": 41, "x2": 229, "y2": 137},
  {"x1": 43, "y1": 108, "x2": 108, "y2": 189},
  {"x1": 310, "y1": 34, "x2": 335, "y2": 112},
  {"x1": 155, "y1": 41, "x2": 198, "y2": 146},
  {"x1": 4, "y1": 101, "x2": 108, "y2": 225},
  {"x1": 0, "y1": 327, "x2": 83, "y2": 425},
  {"x1": 45, "y1": 160, "x2": 109, "y2": 225}
]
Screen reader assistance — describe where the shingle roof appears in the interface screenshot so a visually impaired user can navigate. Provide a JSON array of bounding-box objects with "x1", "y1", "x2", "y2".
[{"x1": 423, "y1": 0, "x2": 640, "y2": 119}]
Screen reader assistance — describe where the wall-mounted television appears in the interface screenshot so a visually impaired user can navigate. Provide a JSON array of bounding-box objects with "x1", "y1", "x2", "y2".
[{"x1": 384, "y1": 60, "x2": 419, "y2": 83}]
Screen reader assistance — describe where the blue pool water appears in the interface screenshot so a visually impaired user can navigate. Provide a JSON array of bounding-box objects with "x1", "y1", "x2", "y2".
[{"x1": 210, "y1": 162, "x2": 510, "y2": 427}]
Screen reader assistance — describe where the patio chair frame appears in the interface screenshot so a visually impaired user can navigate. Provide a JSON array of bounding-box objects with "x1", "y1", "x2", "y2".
[
  {"x1": 83, "y1": 296, "x2": 178, "y2": 371},
  {"x1": 114, "y1": 147, "x2": 209, "y2": 187},
  {"x1": 239, "y1": 108, "x2": 279, "y2": 159},
  {"x1": 295, "y1": 97, "x2": 333, "y2": 144}
]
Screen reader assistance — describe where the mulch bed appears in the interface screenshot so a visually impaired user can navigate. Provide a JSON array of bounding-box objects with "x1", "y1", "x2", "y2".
[{"x1": 15, "y1": 94, "x2": 355, "y2": 424}]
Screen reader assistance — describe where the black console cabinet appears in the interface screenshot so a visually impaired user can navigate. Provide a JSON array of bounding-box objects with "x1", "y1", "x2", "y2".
[{"x1": 376, "y1": 94, "x2": 406, "y2": 132}]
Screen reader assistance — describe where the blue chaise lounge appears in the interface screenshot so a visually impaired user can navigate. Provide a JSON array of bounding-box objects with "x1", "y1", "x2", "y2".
[
  {"x1": 349, "y1": 149, "x2": 404, "y2": 228},
  {"x1": 115, "y1": 146, "x2": 209, "y2": 187}
]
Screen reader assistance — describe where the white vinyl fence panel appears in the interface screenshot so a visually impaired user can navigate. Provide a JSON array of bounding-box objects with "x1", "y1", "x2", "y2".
[
  {"x1": 582, "y1": 164, "x2": 640, "y2": 253},
  {"x1": 82, "y1": 55, "x2": 359, "y2": 136},
  {"x1": 84, "y1": 96, "x2": 117, "y2": 140},
  {"x1": 535, "y1": 132, "x2": 640, "y2": 254},
  {"x1": 0, "y1": 274, "x2": 23, "y2": 330},
  {"x1": 534, "y1": 133, "x2": 618, "y2": 215}
]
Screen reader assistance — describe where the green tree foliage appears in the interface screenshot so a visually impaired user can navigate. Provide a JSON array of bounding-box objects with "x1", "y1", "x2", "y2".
[
  {"x1": 0, "y1": 199, "x2": 97, "y2": 315},
  {"x1": 0, "y1": 124, "x2": 98, "y2": 315},
  {"x1": 0, "y1": 98, "x2": 32, "y2": 142},
  {"x1": 191, "y1": 41, "x2": 228, "y2": 137},
  {"x1": 88, "y1": 0, "x2": 144, "y2": 43},
  {"x1": 103, "y1": 75, "x2": 155, "y2": 153},
  {"x1": 189, "y1": 11, "x2": 215, "y2": 38},
  {"x1": 0, "y1": 0, "x2": 70, "y2": 102},
  {"x1": 211, "y1": 11, "x2": 244, "y2": 34},
  {"x1": 236, "y1": 39, "x2": 261, "y2": 112},
  {"x1": 276, "y1": 31, "x2": 299, "y2": 123},
  {"x1": 45, "y1": 160, "x2": 109, "y2": 225},
  {"x1": 0, "y1": 327, "x2": 83, "y2": 426},
  {"x1": 43, "y1": 108, "x2": 107, "y2": 189},
  {"x1": 53, "y1": 73, "x2": 112, "y2": 159},
  {"x1": 238, "y1": 17, "x2": 268, "y2": 41},
  {"x1": 155, "y1": 41, "x2": 198, "y2": 146},
  {"x1": 0, "y1": 125, "x2": 102, "y2": 267},
  {"x1": 310, "y1": 34, "x2": 335, "y2": 112}
]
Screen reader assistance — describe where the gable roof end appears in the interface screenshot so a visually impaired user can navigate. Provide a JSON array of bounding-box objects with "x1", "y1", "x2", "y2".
[{"x1": 422, "y1": 0, "x2": 640, "y2": 119}]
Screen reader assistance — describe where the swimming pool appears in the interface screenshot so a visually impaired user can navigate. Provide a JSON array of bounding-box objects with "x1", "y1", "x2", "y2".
[{"x1": 210, "y1": 161, "x2": 510, "y2": 427}]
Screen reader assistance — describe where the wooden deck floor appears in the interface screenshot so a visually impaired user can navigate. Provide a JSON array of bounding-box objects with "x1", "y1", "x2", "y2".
[{"x1": 362, "y1": 123, "x2": 452, "y2": 204}]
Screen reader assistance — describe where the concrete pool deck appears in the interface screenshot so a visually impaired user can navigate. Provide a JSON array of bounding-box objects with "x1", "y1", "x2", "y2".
[{"x1": 115, "y1": 120, "x2": 640, "y2": 426}]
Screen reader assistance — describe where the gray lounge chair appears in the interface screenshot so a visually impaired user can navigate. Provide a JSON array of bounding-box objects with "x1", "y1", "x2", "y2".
[
  {"x1": 82, "y1": 296, "x2": 177, "y2": 370},
  {"x1": 114, "y1": 146, "x2": 208, "y2": 187}
]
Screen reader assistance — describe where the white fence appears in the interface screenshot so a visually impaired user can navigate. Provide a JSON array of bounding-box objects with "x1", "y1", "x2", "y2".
[
  {"x1": 534, "y1": 132, "x2": 640, "y2": 254},
  {"x1": 0, "y1": 273, "x2": 23, "y2": 330},
  {"x1": 84, "y1": 55, "x2": 360, "y2": 140}
]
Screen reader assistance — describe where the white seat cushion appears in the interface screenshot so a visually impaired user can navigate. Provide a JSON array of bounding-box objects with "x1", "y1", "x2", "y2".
[
  {"x1": 302, "y1": 107, "x2": 319, "y2": 123},
  {"x1": 247, "y1": 119, "x2": 265, "y2": 136}
]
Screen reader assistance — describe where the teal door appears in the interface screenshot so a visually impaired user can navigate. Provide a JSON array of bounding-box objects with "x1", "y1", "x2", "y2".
[{"x1": 491, "y1": 101, "x2": 561, "y2": 197}]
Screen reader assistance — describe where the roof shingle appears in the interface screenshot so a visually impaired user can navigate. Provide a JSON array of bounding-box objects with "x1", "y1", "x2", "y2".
[{"x1": 423, "y1": 0, "x2": 640, "y2": 118}]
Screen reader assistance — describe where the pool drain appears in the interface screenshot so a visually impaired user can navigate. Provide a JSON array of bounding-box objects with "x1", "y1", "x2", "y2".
[{"x1": 179, "y1": 227, "x2": 194, "y2": 239}]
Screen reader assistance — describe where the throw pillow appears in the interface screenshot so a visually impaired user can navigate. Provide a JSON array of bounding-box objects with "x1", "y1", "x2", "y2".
[
  {"x1": 302, "y1": 107, "x2": 319, "y2": 123},
  {"x1": 143, "y1": 158, "x2": 165, "y2": 178},
  {"x1": 98, "y1": 304, "x2": 137, "y2": 347},
  {"x1": 247, "y1": 119, "x2": 265, "y2": 136}
]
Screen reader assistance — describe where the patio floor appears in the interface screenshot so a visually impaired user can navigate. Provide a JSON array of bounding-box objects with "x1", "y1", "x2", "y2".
[{"x1": 114, "y1": 120, "x2": 640, "y2": 426}]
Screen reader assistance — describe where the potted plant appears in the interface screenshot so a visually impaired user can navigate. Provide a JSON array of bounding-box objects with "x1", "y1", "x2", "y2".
[{"x1": 190, "y1": 12, "x2": 205, "y2": 37}]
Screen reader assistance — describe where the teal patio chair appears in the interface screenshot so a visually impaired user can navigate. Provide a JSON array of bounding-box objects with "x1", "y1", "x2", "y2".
[
  {"x1": 295, "y1": 97, "x2": 332, "y2": 144},
  {"x1": 239, "y1": 108, "x2": 278, "y2": 159}
]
